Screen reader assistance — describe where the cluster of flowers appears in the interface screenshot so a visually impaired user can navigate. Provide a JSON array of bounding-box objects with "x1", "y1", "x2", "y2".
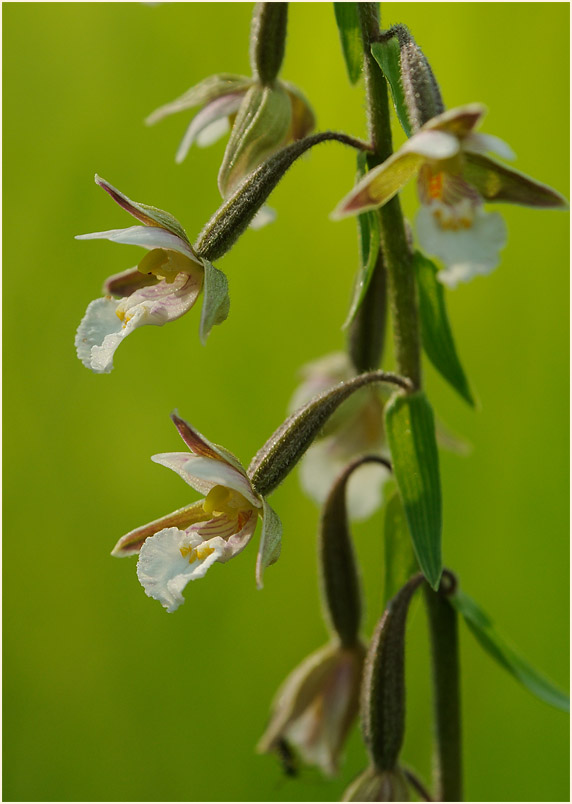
[{"x1": 74, "y1": 6, "x2": 566, "y2": 790}]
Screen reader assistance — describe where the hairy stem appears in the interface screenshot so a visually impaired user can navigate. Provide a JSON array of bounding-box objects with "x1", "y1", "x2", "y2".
[
  {"x1": 424, "y1": 573, "x2": 463, "y2": 801},
  {"x1": 357, "y1": 3, "x2": 421, "y2": 388}
]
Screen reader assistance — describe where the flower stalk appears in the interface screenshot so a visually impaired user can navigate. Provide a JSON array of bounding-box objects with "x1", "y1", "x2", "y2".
[
  {"x1": 357, "y1": 2, "x2": 422, "y2": 388},
  {"x1": 424, "y1": 571, "x2": 463, "y2": 802}
]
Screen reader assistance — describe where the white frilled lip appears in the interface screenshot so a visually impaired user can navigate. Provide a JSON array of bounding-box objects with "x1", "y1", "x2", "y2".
[
  {"x1": 416, "y1": 204, "x2": 508, "y2": 288},
  {"x1": 136, "y1": 527, "x2": 228, "y2": 613},
  {"x1": 75, "y1": 224, "x2": 200, "y2": 264},
  {"x1": 75, "y1": 270, "x2": 203, "y2": 374}
]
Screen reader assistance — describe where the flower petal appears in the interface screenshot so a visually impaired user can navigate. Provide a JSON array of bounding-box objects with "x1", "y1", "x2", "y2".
[
  {"x1": 463, "y1": 132, "x2": 516, "y2": 161},
  {"x1": 462, "y1": 152, "x2": 569, "y2": 208},
  {"x1": 145, "y1": 74, "x2": 251, "y2": 125},
  {"x1": 136, "y1": 527, "x2": 228, "y2": 612},
  {"x1": 151, "y1": 452, "x2": 261, "y2": 507},
  {"x1": 111, "y1": 500, "x2": 209, "y2": 556},
  {"x1": 299, "y1": 438, "x2": 390, "y2": 521},
  {"x1": 332, "y1": 149, "x2": 424, "y2": 218},
  {"x1": 249, "y1": 204, "x2": 276, "y2": 230},
  {"x1": 76, "y1": 273, "x2": 202, "y2": 373},
  {"x1": 402, "y1": 129, "x2": 460, "y2": 160},
  {"x1": 282, "y1": 81, "x2": 316, "y2": 140},
  {"x1": 94, "y1": 175, "x2": 191, "y2": 243},
  {"x1": 170, "y1": 412, "x2": 249, "y2": 474},
  {"x1": 423, "y1": 103, "x2": 486, "y2": 138},
  {"x1": 103, "y1": 266, "x2": 158, "y2": 298},
  {"x1": 76, "y1": 224, "x2": 200, "y2": 262},
  {"x1": 175, "y1": 94, "x2": 243, "y2": 163},
  {"x1": 416, "y1": 204, "x2": 507, "y2": 288},
  {"x1": 226, "y1": 508, "x2": 259, "y2": 558}
]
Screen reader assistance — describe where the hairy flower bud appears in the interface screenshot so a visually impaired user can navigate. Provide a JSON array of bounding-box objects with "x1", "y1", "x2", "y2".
[
  {"x1": 343, "y1": 766, "x2": 411, "y2": 802},
  {"x1": 250, "y1": 2, "x2": 289, "y2": 85}
]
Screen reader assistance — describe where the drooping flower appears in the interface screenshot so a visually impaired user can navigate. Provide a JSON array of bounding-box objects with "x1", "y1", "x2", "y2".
[
  {"x1": 333, "y1": 104, "x2": 567, "y2": 287},
  {"x1": 258, "y1": 641, "x2": 365, "y2": 777},
  {"x1": 112, "y1": 412, "x2": 282, "y2": 611},
  {"x1": 146, "y1": 74, "x2": 315, "y2": 200},
  {"x1": 342, "y1": 766, "x2": 412, "y2": 802},
  {"x1": 290, "y1": 353, "x2": 391, "y2": 521},
  {"x1": 75, "y1": 176, "x2": 229, "y2": 374}
]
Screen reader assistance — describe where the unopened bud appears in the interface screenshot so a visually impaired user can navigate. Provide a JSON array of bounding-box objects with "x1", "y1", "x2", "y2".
[
  {"x1": 343, "y1": 766, "x2": 411, "y2": 802},
  {"x1": 250, "y1": 2, "x2": 289, "y2": 85}
]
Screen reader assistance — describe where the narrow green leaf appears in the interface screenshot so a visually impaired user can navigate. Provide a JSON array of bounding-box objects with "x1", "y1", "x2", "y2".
[
  {"x1": 333, "y1": 3, "x2": 362, "y2": 85},
  {"x1": 370, "y1": 39, "x2": 412, "y2": 137},
  {"x1": 385, "y1": 391, "x2": 442, "y2": 589},
  {"x1": 255, "y1": 500, "x2": 282, "y2": 589},
  {"x1": 199, "y1": 259, "x2": 230, "y2": 344},
  {"x1": 383, "y1": 491, "x2": 419, "y2": 605},
  {"x1": 450, "y1": 589, "x2": 569, "y2": 712},
  {"x1": 344, "y1": 153, "x2": 381, "y2": 329},
  {"x1": 414, "y1": 251, "x2": 475, "y2": 407}
]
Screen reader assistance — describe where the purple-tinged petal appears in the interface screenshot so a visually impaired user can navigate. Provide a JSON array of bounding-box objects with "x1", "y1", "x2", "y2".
[
  {"x1": 282, "y1": 81, "x2": 316, "y2": 140},
  {"x1": 170, "y1": 412, "x2": 248, "y2": 474},
  {"x1": 145, "y1": 74, "x2": 252, "y2": 125},
  {"x1": 94, "y1": 175, "x2": 191, "y2": 244},
  {"x1": 464, "y1": 132, "x2": 516, "y2": 161},
  {"x1": 423, "y1": 103, "x2": 486, "y2": 138},
  {"x1": 463, "y1": 152, "x2": 569, "y2": 208},
  {"x1": 103, "y1": 266, "x2": 158, "y2": 298},
  {"x1": 225, "y1": 508, "x2": 259, "y2": 558},
  {"x1": 175, "y1": 94, "x2": 243, "y2": 164},
  {"x1": 76, "y1": 224, "x2": 200, "y2": 262},
  {"x1": 332, "y1": 150, "x2": 423, "y2": 218},
  {"x1": 75, "y1": 272, "x2": 202, "y2": 373},
  {"x1": 150, "y1": 452, "x2": 214, "y2": 495},
  {"x1": 111, "y1": 501, "x2": 209, "y2": 556}
]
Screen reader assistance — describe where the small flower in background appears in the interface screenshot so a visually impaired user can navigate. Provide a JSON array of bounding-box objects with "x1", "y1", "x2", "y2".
[
  {"x1": 112, "y1": 412, "x2": 282, "y2": 612},
  {"x1": 290, "y1": 353, "x2": 391, "y2": 521},
  {"x1": 333, "y1": 103, "x2": 567, "y2": 287},
  {"x1": 75, "y1": 176, "x2": 229, "y2": 373},
  {"x1": 258, "y1": 641, "x2": 365, "y2": 777},
  {"x1": 146, "y1": 73, "x2": 315, "y2": 203}
]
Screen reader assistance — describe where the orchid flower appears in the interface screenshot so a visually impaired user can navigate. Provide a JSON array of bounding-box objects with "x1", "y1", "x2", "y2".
[
  {"x1": 258, "y1": 642, "x2": 365, "y2": 777},
  {"x1": 146, "y1": 73, "x2": 315, "y2": 203},
  {"x1": 290, "y1": 353, "x2": 391, "y2": 521},
  {"x1": 75, "y1": 176, "x2": 229, "y2": 374},
  {"x1": 334, "y1": 104, "x2": 567, "y2": 287},
  {"x1": 112, "y1": 413, "x2": 282, "y2": 612}
]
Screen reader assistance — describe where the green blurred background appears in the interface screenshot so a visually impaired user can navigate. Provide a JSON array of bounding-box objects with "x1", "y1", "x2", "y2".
[{"x1": 3, "y1": 3, "x2": 569, "y2": 801}]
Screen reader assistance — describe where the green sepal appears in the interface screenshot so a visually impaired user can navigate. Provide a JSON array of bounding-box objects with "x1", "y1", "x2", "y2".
[
  {"x1": 385, "y1": 391, "x2": 442, "y2": 589},
  {"x1": 414, "y1": 251, "x2": 475, "y2": 407},
  {"x1": 344, "y1": 152, "x2": 381, "y2": 330},
  {"x1": 199, "y1": 259, "x2": 230, "y2": 345},
  {"x1": 333, "y1": 3, "x2": 362, "y2": 85},
  {"x1": 255, "y1": 499, "x2": 283, "y2": 589},
  {"x1": 450, "y1": 589, "x2": 570, "y2": 712},
  {"x1": 218, "y1": 83, "x2": 292, "y2": 197},
  {"x1": 371, "y1": 38, "x2": 412, "y2": 137},
  {"x1": 463, "y1": 152, "x2": 569, "y2": 209},
  {"x1": 383, "y1": 490, "x2": 419, "y2": 605}
]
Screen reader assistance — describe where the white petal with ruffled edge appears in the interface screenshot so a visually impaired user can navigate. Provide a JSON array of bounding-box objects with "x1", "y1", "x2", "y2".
[
  {"x1": 137, "y1": 527, "x2": 228, "y2": 612},
  {"x1": 416, "y1": 204, "x2": 508, "y2": 288},
  {"x1": 75, "y1": 272, "x2": 202, "y2": 373},
  {"x1": 76, "y1": 225, "x2": 199, "y2": 262}
]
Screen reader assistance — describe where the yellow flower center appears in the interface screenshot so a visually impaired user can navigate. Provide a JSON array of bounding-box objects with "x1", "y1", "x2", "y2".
[
  {"x1": 137, "y1": 248, "x2": 193, "y2": 284},
  {"x1": 180, "y1": 543, "x2": 215, "y2": 564},
  {"x1": 203, "y1": 485, "x2": 252, "y2": 518}
]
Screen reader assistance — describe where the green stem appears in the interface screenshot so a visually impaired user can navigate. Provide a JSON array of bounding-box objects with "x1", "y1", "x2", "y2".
[
  {"x1": 424, "y1": 576, "x2": 463, "y2": 802},
  {"x1": 357, "y1": 3, "x2": 421, "y2": 388}
]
